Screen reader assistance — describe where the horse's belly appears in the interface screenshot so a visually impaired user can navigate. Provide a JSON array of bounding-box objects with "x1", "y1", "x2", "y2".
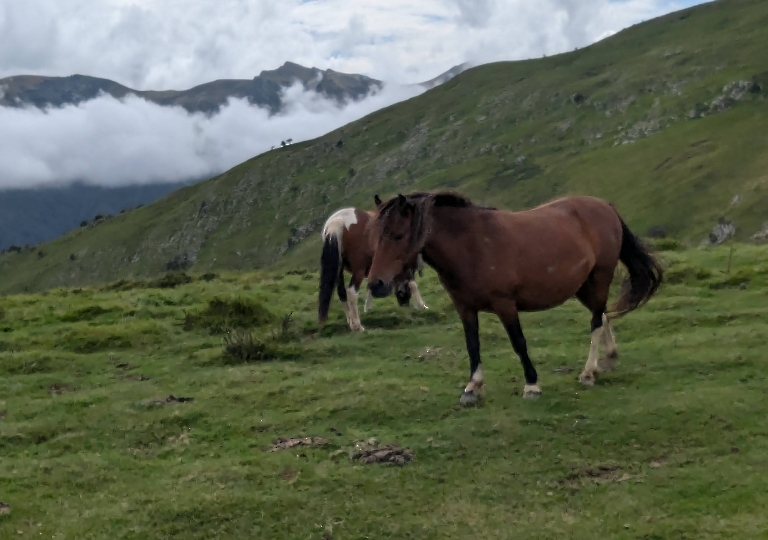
[{"x1": 511, "y1": 257, "x2": 593, "y2": 311}]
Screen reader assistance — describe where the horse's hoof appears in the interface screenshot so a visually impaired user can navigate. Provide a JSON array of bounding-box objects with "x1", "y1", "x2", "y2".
[
  {"x1": 578, "y1": 372, "x2": 596, "y2": 386},
  {"x1": 459, "y1": 391, "x2": 478, "y2": 405},
  {"x1": 523, "y1": 385, "x2": 541, "y2": 400}
]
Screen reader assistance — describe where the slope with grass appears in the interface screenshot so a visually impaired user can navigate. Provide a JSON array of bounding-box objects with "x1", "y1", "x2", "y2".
[
  {"x1": 2, "y1": 0, "x2": 768, "y2": 294},
  {"x1": 1, "y1": 243, "x2": 767, "y2": 538}
]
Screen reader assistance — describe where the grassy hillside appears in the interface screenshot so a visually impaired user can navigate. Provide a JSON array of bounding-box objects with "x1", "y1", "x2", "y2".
[
  {"x1": 1, "y1": 243, "x2": 768, "y2": 538},
  {"x1": 3, "y1": 0, "x2": 768, "y2": 294}
]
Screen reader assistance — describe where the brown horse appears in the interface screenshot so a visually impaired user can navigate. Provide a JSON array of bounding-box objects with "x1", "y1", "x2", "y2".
[
  {"x1": 368, "y1": 191, "x2": 662, "y2": 403},
  {"x1": 318, "y1": 205, "x2": 427, "y2": 331}
]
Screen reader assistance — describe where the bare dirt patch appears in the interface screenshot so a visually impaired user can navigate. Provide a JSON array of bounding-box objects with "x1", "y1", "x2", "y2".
[
  {"x1": 140, "y1": 395, "x2": 194, "y2": 406},
  {"x1": 552, "y1": 366, "x2": 575, "y2": 374},
  {"x1": 279, "y1": 467, "x2": 300, "y2": 483},
  {"x1": 558, "y1": 464, "x2": 631, "y2": 488},
  {"x1": 46, "y1": 383, "x2": 75, "y2": 395},
  {"x1": 350, "y1": 438, "x2": 414, "y2": 466},
  {"x1": 266, "y1": 437, "x2": 329, "y2": 452}
]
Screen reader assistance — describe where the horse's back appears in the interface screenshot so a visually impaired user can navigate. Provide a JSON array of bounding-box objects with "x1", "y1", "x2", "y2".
[
  {"x1": 323, "y1": 208, "x2": 373, "y2": 239},
  {"x1": 516, "y1": 196, "x2": 622, "y2": 261},
  {"x1": 475, "y1": 196, "x2": 622, "y2": 309},
  {"x1": 548, "y1": 196, "x2": 622, "y2": 265}
]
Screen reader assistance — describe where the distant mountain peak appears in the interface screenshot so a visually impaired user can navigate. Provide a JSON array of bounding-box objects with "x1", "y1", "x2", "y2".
[
  {"x1": 0, "y1": 62, "x2": 387, "y2": 114},
  {"x1": 419, "y1": 62, "x2": 472, "y2": 89}
]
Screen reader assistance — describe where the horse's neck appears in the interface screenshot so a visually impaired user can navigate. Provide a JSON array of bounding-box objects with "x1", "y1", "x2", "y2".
[{"x1": 421, "y1": 207, "x2": 473, "y2": 279}]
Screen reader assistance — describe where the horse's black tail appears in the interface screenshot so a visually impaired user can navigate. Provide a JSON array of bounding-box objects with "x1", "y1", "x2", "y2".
[
  {"x1": 318, "y1": 232, "x2": 341, "y2": 324},
  {"x1": 612, "y1": 214, "x2": 663, "y2": 317}
]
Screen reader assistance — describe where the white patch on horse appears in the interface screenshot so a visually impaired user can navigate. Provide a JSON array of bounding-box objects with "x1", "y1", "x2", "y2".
[
  {"x1": 547, "y1": 266, "x2": 555, "y2": 273},
  {"x1": 409, "y1": 281, "x2": 428, "y2": 310},
  {"x1": 363, "y1": 290, "x2": 373, "y2": 313},
  {"x1": 579, "y1": 327, "x2": 602, "y2": 385},
  {"x1": 598, "y1": 314, "x2": 618, "y2": 371},
  {"x1": 465, "y1": 364, "x2": 484, "y2": 393},
  {"x1": 346, "y1": 286, "x2": 364, "y2": 331},
  {"x1": 601, "y1": 314, "x2": 617, "y2": 355},
  {"x1": 322, "y1": 208, "x2": 358, "y2": 245}
]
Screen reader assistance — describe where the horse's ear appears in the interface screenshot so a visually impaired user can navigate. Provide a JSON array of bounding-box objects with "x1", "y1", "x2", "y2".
[
  {"x1": 374, "y1": 195, "x2": 382, "y2": 208},
  {"x1": 397, "y1": 194, "x2": 406, "y2": 206}
]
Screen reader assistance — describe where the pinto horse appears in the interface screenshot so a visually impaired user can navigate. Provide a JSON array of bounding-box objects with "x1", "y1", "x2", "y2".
[
  {"x1": 368, "y1": 191, "x2": 662, "y2": 403},
  {"x1": 318, "y1": 205, "x2": 427, "y2": 331}
]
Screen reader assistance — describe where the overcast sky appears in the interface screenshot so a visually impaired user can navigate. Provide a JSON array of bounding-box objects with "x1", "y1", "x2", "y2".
[
  {"x1": 1, "y1": 0, "x2": 707, "y2": 89},
  {"x1": 0, "y1": 0, "x2": 708, "y2": 190}
]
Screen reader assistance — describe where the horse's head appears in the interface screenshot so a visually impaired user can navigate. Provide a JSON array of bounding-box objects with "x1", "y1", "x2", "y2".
[{"x1": 369, "y1": 194, "x2": 423, "y2": 298}]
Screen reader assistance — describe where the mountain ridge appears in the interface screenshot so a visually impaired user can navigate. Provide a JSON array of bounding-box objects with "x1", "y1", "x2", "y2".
[{"x1": 0, "y1": 61, "x2": 468, "y2": 114}]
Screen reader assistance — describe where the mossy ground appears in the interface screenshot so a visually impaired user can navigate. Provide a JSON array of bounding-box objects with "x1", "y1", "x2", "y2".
[{"x1": 1, "y1": 243, "x2": 767, "y2": 538}]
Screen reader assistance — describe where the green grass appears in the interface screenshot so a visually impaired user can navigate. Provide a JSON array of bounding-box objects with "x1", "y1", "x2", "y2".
[
  {"x1": 2, "y1": 243, "x2": 768, "y2": 538},
  {"x1": 3, "y1": 0, "x2": 768, "y2": 294}
]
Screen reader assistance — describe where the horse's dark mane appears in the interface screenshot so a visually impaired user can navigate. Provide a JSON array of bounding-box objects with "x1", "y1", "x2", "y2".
[
  {"x1": 376, "y1": 190, "x2": 478, "y2": 216},
  {"x1": 372, "y1": 191, "x2": 488, "y2": 257}
]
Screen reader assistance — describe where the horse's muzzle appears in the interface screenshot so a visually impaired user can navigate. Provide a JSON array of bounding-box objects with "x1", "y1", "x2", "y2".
[{"x1": 368, "y1": 279, "x2": 391, "y2": 298}]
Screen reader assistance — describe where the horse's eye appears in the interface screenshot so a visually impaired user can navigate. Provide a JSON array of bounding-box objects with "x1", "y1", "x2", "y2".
[{"x1": 394, "y1": 234, "x2": 405, "y2": 241}]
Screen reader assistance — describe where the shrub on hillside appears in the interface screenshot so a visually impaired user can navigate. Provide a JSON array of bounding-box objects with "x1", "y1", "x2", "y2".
[
  {"x1": 151, "y1": 272, "x2": 193, "y2": 289},
  {"x1": 61, "y1": 305, "x2": 117, "y2": 322},
  {"x1": 665, "y1": 264, "x2": 713, "y2": 284},
  {"x1": 183, "y1": 297, "x2": 275, "y2": 334},
  {"x1": 103, "y1": 278, "x2": 146, "y2": 292},
  {"x1": 220, "y1": 313, "x2": 300, "y2": 363},
  {"x1": 648, "y1": 237, "x2": 682, "y2": 251}
]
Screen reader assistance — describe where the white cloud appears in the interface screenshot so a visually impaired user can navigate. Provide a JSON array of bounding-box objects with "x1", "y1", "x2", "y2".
[
  {"x1": 0, "y1": 0, "x2": 709, "y2": 190},
  {"x1": 0, "y1": 82, "x2": 423, "y2": 189},
  {"x1": 0, "y1": 0, "x2": 706, "y2": 89}
]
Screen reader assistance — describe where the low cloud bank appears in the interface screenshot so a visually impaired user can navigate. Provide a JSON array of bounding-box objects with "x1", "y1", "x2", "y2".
[{"x1": 0, "y1": 82, "x2": 423, "y2": 189}]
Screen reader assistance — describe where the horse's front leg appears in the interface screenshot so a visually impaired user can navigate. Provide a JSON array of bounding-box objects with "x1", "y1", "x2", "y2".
[
  {"x1": 457, "y1": 306, "x2": 483, "y2": 405},
  {"x1": 495, "y1": 300, "x2": 540, "y2": 399},
  {"x1": 347, "y1": 270, "x2": 366, "y2": 332},
  {"x1": 409, "y1": 281, "x2": 428, "y2": 310},
  {"x1": 363, "y1": 289, "x2": 373, "y2": 313}
]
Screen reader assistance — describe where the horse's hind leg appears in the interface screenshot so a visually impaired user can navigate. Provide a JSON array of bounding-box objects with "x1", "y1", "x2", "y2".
[
  {"x1": 337, "y1": 268, "x2": 352, "y2": 329},
  {"x1": 599, "y1": 314, "x2": 619, "y2": 371},
  {"x1": 575, "y1": 270, "x2": 614, "y2": 386},
  {"x1": 578, "y1": 311, "x2": 604, "y2": 386}
]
